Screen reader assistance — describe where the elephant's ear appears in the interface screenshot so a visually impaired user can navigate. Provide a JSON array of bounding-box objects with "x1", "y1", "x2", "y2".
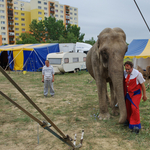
[
  {"x1": 97, "y1": 35, "x2": 100, "y2": 49},
  {"x1": 100, "y1": 49, "x2": 109, "y2": 68}
]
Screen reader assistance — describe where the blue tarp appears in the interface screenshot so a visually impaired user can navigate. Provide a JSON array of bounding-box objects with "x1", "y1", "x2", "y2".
[{"x1": 0, "y1": 43, "x2": 60, "y2": 71}]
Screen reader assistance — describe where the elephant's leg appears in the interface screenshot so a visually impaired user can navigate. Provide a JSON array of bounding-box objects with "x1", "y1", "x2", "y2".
[
  {"x1": 109, "y1": 81, "x2": 119, "y2": 116},
  {"x1": 96, "y1": 78, "x2": 110, "y2": 120}
]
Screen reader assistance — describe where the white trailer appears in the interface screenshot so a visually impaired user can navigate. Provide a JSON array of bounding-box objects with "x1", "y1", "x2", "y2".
[{"x1": 47, "y1": 52, "x2": 86, "y2": 73}]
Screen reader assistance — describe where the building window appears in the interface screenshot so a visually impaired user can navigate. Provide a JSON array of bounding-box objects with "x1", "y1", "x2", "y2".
[
  {"x1": 38, "y1": 1, "x2": 41, "y2": 4},
  {"x1": 21, "y1": 18, "x2": 25, "y2": 21},
  {"x1": 38, "y1": 17, "x2": 42, "y2": 21},
  {"x1": 44, "y1": 7, "x2": 47, "y2": 10},
  {"x1": 20, "y1": 3, "x2": 24, "y2": 6},
  {"x1": 70, "y1": 7, "x2": 72, "y2": 10},
  {"x1": 55, "y1": 4, "x2": 58, "y2": 7},
  {"x1": 0, "y1": 16, "x2": 5, "y2": 19},
  {"x1": 73, "y1": 58, "x2": 79, "y2": 62},
  {"x1": 74, "y1": 13, "x2": 77, "y2": 16},
  {"x1": 60, "y1": 15, "x2": 63, "y2": 18},
  {"x1": 14, "y1": 1, "x2": 18, "y2": 4},
  {"x1": 14, "y1": 12, "x2": 18, "y2": 15},
  {"x1": 38, "y1": 6, "x2": 41, "y2": 9},
  {"x1": 74, "y1": 8, "x2": 77, "y2": 11},
  {"x1": 1, "y1": 21, "x2": 5, "y2": 24},
  {"x1": 55, "y1": 15, "x2": 58, "y2": 17},
  {"x1": 38, "y1": 11, "x2": 42, "y2": 15},
  {"x1": 15, "y1": 28, "x2": 19, "y2": 31},
  {"x1": 60, "y1": 10, "x2": 63, "y2": 13},
  {"x1": 15, "y1": 23, "x2": 19, "y2": 25},
  {"x1": 14, "y1": 7, "x2": 18, "y2": 10},
  {"x1": 83, "y1": 57, "x2": 86, "y2": 62},
  {"x1": 70, "y1": 17, "x2": 72, "y2": 20},
  {"x1": 64, "y1": 58, "x2": 69, "y2": 63},
  {"x1": 1, "y1": 27, "x2": 5, "y2": 30},
  {"x1": 21, "y1": 8, "x2": 24, "y2": 11},
  {"x1": 70, "y1": 12, "x2": 72, "y2": 15},
  {"x1": 75, "y1": 22, "x2": 77, "y2": 25},
  {"x1": 74, "y1": 17, "x2": 77, "y2": 20},
  {"x1": 44, "y1": 2, "x2": 47, "y2": 5},
  {"x1": 22, "y1": 28, "x2": 25, "y2": 31},
  {"x1": 0, "y1": 0, "x2": 4, "y2": 2},
  {"x1": 0, "y1": 10, "x2": 4, "y2": 13},
  {"x1": 2, "y1": 38, "x2": 6, "y2": 41},
  {"x1": 1, "y1": 32, "x2": 6, "y2": 35},
  {"x1": 15, "y1": 17, "x2": 18, "y2": 20},
  {"x1": 0, "y1": 4, "x2": 4, "y2": 7},
  {"x1": 21, "y1": 23, "x2": 25, "y2": 26},
  {"x1": 21, "y1": 13, "x2": 25, "y2": 16},
  {"x1": 55, "y1": 9, "x2": 58, "y2": 12},
  {"x1": 60, "y1": 5, "x2": 63, "y2": 8},
  {"x1": 16, "y1": 33, "x2": 19, "y2": 36},
  {"x1": 70, "y1": 21, "x2": 73, "y2": 24},
  {"x1": 16, "y1": 38, "x2": 19, "y2": 41},
  {"x1": 44, "y1": 12, "x2": 47, "y2": 16}
]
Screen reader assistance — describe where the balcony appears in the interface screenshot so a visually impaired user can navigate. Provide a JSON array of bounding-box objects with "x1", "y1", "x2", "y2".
[
  {"x1": 9, "y1": 41, "x2": 15, "y2": 44},
  {"x1": 8, "y1": 13, "x2": 13, "y2": 17},
  {"x1": 50, "y1": 3, "x2": 54, "y2": 7},
  {"x1": 9, "y1": 30, "x2": 14, "y2": 32},
  {"x1": 8, "y1": 24, "x2": 14, "y2": 27},
  {"x1": 9, "y1": 35, "x2": 14, "y2": 38},
  {"x1": 7, "y1": 1, "x2": 13, "y2": 6}
]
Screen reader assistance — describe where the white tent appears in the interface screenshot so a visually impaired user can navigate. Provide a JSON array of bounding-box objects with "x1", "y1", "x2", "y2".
[{"x1": 75, "y1": 42, "x2": 92, "y2": 53}]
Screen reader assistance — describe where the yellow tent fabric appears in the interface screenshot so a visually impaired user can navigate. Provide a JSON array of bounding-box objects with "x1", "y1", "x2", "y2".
[{"x1": 13, "y1": 50, "x2": 24, "y2": 70}]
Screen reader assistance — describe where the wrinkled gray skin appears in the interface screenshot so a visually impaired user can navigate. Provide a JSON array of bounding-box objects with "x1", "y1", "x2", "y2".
[{"x1": 86, "y1": 28, "x2": 128, "y2": 123}]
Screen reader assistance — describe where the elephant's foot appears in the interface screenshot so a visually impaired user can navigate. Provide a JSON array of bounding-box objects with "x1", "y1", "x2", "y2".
[{"x1": 98, "y1": 112, "x2": 110, "y2": 120}]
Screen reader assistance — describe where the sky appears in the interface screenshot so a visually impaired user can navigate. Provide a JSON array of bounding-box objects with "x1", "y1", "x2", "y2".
[{"x1": 25, "y1": 0, "x2": 150, "y2": 44}]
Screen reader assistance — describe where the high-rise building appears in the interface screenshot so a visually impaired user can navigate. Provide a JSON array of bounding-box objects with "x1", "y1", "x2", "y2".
[{"x1": 0, "y1": 0, "x2": 78, "y2": 45}]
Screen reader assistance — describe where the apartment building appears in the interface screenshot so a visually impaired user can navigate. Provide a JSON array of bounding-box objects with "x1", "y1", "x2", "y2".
[{"x1": 0, "y1": 0, "x2": 78, "y2": 45}]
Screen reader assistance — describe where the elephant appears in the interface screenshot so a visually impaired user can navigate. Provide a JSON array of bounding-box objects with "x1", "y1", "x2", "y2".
[{"x1": 86, "y1": 27, "x2": 128, "y2": 123}]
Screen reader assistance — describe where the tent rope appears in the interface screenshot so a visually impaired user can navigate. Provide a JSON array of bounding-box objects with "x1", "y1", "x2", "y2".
[
  {"x1": 22, "y1": 51, "x2": 34, "y2": 70},
  {"x1": 33, "y1": 49, "x2": 44, "y2": 66}
]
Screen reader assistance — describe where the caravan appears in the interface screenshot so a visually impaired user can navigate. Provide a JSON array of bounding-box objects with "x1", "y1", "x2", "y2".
[{"x1": 47, "y1": 52, "x2": 86, "y2": 73}]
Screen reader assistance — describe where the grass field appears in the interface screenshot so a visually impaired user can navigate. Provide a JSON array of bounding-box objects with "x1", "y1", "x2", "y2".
[{"x1": 0, "y1": 70, "x2": 150, "y2": 150}]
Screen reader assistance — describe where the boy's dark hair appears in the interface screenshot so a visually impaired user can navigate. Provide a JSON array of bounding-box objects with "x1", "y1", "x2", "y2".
[{"x1": 124, "y1": 61, "x2": 133, "y2": 68}]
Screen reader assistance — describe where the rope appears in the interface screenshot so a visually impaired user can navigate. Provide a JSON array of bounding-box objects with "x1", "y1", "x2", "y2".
[{"x1": 133, "y1": 0, "x2": 150, "y2": 32}]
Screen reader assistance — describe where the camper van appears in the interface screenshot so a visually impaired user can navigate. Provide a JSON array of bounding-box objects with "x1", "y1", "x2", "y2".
[{"x1": 47, "y1": 52, "x2": 86, "y2": 73}]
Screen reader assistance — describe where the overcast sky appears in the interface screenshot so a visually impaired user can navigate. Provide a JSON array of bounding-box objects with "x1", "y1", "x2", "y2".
[{"x1": 25, "y1": 0, "x2": 150, "y2": 44}]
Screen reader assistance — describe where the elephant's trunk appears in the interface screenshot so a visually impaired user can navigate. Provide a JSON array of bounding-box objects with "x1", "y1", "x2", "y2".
[{"x1": 111, "y1": 71, "x2": 127, "y2": 123}]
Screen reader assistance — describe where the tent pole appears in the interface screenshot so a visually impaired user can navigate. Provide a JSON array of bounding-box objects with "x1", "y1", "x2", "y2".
[{"x1": 5, "y1": 48, "x2": 24, "y2": 71}]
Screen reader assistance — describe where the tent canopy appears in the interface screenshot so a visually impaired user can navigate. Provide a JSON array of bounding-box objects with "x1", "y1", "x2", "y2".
[
  {"x1": 125, "y1": 39, "x2": 150, "y2": 59},
  {"x1": 0, "y1": 43, "x2": 59, "y2": 71}
]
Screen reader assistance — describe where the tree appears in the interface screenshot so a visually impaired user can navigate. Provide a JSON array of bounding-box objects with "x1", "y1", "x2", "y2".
[
  {"x1": 59, "y1": 32, "x2": 77, "y2": 43},
  {"x1": 44, "y1": 17, "x2": 64, "y2": 41},
  {"x1": 29, "y1": 20, "x2": 45, "y2": 42},
  {"x1": 63, "y1": 23, "x2": 85, "y2": 42},
  {"x1": 16, "y1": 32, "x2": 38, "y2": 44},
  {"x1": 85, "y1": 37, "x2": 96, "y2": 45}
]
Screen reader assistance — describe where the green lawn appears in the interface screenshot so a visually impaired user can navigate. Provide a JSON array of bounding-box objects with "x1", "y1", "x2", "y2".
[{"x1": 0, "y1": 70, "x2": 150, "y2": 150}]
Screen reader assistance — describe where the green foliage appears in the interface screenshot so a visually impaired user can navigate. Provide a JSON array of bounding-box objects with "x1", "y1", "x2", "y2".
[
  {"x1": 16, "y1": 32, "x2": 38, "y2": 44},
  {"x1": 85, "y1": 37, "x2": 96, "y2": 45},
  {"x1": 29, "y1": 19, "x2": 45, "y2": 42},
  {"x1": 63, "y1": 23, "x2": 85, "y2": 42},
  {"x1": 22, "y1": 16, "x2": 85, "y2": 44}
]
